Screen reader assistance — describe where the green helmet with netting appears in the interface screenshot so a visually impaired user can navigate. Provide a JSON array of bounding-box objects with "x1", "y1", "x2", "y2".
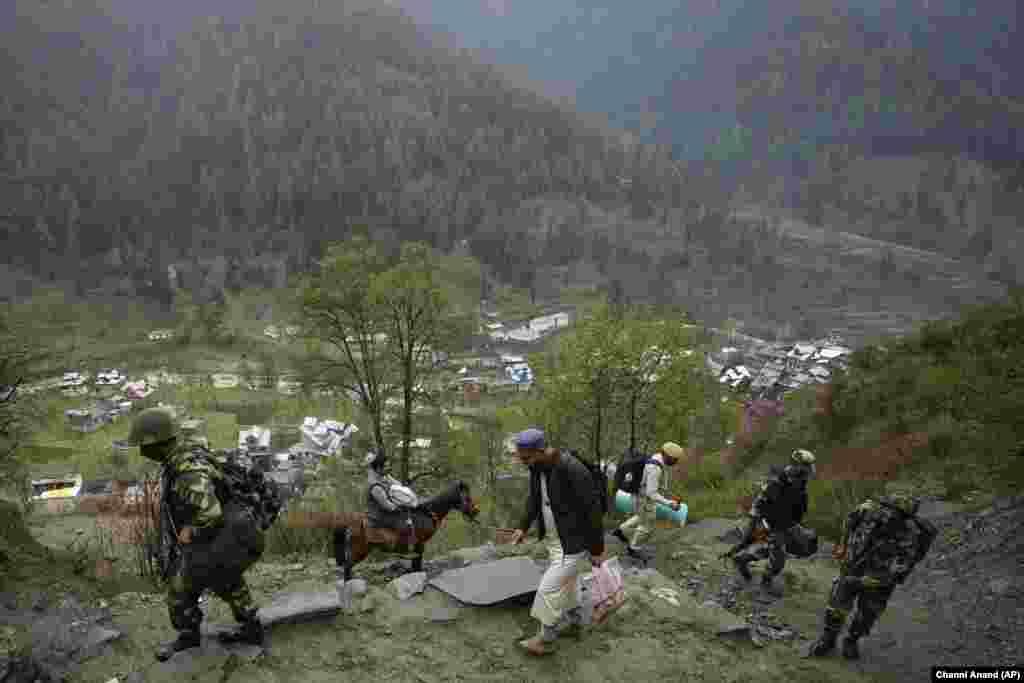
[
  {"x1": 791, "y1": 449, "x2": 816, "y2": 465},
  {"x1": 125, "y1": 407, "x2": 181, "y2": 446},
  {"x1": 882, "y1": 483, "x2": 921, "y2": 515}
]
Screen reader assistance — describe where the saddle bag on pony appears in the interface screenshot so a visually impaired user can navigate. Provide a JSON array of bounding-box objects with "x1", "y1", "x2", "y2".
[{"x1": 614, "y1": 450, "x2": 661, "y2": 495}]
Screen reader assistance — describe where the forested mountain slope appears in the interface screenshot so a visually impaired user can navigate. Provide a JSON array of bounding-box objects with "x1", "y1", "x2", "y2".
[{"x1": 0, "y1": 0, "x2": 1012, "y2": 345}]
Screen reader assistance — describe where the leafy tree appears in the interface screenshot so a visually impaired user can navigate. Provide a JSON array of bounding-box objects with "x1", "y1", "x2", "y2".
[
  {"x1": 532, "y1": 305, "x2": 705, "y2": 462},
  {"x1": 300, "y1": 237, "x2": 475, "y2": 483},
  {"x1": 373, "y1": 242, "x2": 476, "y2": 482},
  {"x1": 0, "y1": 308, "x2": 52, "y2": 499},
  {"x1": 299, "y1": 237, "x2": 395, "y2": 465},
  {"x1": 197, "y1": 300, "x2": 229, "y2": 345}
]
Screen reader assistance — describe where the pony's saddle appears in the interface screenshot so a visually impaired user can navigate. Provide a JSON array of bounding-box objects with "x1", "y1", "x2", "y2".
[{"x1": 365, "y1": 510, "x2": 433, "y2": 546}]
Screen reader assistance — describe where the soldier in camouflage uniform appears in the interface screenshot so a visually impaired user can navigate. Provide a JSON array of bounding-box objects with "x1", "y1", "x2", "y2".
[
  {"x1": 732, "y1": 449, "x2": 817, "y2": 593},
  {"x1": 807, "y1": 491, "x2": 937, "y2": 660},
  {"x1": 124, "y1": 408, "x2": 265, "y2": 661}
]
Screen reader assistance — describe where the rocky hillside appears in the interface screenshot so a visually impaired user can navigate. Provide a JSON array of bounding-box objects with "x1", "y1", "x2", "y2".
[{"x1": 2, "y1": 493, "x2": 1020, "y2": 683}]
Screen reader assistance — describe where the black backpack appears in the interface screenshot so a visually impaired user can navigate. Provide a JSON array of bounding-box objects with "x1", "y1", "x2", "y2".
[
  {"x1": 614, "y1": 449, "x2": 661, "y2": 495},
  {"x1": 199, "y1": 452, "x2": 284, "y2": 531},
  {"x1": 567, "y1": 450, "x2": 609, "y2": 516}
]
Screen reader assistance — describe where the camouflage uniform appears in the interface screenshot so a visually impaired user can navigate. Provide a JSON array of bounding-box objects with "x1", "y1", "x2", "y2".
[
  {"x1": 808, "y1": 494, "x2": 936, "y2": 659},
  {"x1": 161, "y1": 438, "x2": 262, "y2": 636},
  {"x1": 124, "y1": 406, "x2": 264, "y2": 660}
]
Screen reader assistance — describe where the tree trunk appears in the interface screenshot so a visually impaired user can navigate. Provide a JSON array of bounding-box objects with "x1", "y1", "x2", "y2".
[
  {"x1": 629, "y1": 393, "x2": 637, "y2": 453},
  {"x1": 400, "y1": 354, "x2": 414, "y2": 484}
]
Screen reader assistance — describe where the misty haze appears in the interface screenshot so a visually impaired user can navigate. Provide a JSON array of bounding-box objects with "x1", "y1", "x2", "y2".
[{"x1": 0, "y1": 2, "x2": 1021, "y2": 682}]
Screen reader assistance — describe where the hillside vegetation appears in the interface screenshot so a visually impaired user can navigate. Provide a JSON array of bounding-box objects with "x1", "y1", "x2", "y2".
[
  {"x1": 675, "y1": 289, "x2": 1024, "y2": 543},
  {"x1": 3, "y1": 0, "x2": 1012, "y2": 348}
]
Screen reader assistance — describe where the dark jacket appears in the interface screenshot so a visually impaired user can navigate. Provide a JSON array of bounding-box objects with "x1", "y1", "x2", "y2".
[
  {"x1": 751, "y1": 472, "x2": 808, "y2": 531},
  {"x1": 517, "y1": 451, "x2": 605, "y2": 557}
]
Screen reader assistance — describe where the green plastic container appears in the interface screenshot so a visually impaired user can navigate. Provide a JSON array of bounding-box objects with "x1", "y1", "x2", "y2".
[{"x1": 614, "y1": 490, "x2": 688, "y2": 525}]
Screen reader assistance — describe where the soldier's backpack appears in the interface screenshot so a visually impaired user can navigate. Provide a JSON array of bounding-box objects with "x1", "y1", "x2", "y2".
[
  {"x1": 567, "y1": 450, "x2": 609, "y2": 515},
  {"x1": 754, "y1": 467, "x2": 808, "y2": 529},
  {"x1": 200, "y1": 452, "x2": 284, "y2": 531},
  {"x1": 614, "y1": 449, "x2": 661, "y2": 495},
  {"x1": 879, "y1": 499, "x2": 938, "y2": 566}
]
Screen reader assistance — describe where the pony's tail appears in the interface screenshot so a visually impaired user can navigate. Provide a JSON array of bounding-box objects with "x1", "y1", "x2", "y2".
[{"x1": 283, "y1": 511, "x2": 361, "y2": 530}]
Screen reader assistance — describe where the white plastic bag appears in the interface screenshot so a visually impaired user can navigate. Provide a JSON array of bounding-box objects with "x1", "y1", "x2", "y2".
[{"x1": 388, "y1": 484, "x2": 419, "y2": 508}]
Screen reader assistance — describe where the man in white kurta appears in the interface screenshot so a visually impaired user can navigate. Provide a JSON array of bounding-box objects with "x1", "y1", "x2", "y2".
[{"x1": 508, "y1": 429, "x2": 605, "y2": 656}]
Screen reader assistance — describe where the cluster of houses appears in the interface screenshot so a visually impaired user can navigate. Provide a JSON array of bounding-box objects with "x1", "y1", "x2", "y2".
[
  {"x1": 482, "y1": 309, "x2": 573, "y2": 344},
  {"x1": 707, "y1": 331, "x2": 854, "y2": 399},
  {"x1": 34, "y1": 415, "x2": 361, "y2": 506}
]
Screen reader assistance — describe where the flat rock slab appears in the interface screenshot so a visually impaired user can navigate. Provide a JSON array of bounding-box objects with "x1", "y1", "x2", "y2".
[
  {"x1": 427, "y1": 608, "x2": 460, "y2": 623},
  {"x1": 149, "y1": 637, "x2": 263, "y2": 678},
  {"x1": 200, "y1": 590, "x2": 341, "y2": 636},
  {"x1": 76, "y1": 626, "x2": 123, "y2": 659},
  {"x1": 428, "y1": 556, "x2": 546, "y2": 606},
  {"x1": 390, "y1": 572, "x2": 428, "y2": 600},
  {"x1": 717, "y1": 624, "x2": 753, "y2": 641},
  {"x1": 257, "y1": 590, "x2": 341, "y2": 626}
]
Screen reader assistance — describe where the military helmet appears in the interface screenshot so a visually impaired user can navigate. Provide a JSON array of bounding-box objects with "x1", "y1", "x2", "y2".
[
  {"x1": 125, "y1": 407, "x2": 180, "y2": 446},
  {"x1": 882, "y1": 483, "x2": 921, "y2": 515},
  {"x1": 791, "y1": 449, "x2": 816, "y2": 465},
  {"x1": 881, "y1": 492, "x2": 920, "y2": 516}
]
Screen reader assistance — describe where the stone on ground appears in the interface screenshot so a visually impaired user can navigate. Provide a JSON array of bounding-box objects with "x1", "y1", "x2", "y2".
[
  {"x1": 427, "y1": 556, "x2": 546, "y2": 606},
  {"x1": 389, "y1": 572, "x2": 428, "y2": 601}
]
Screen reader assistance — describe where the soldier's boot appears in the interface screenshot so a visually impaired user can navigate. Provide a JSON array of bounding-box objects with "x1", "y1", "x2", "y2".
[
  {"x1": 841, "y1": 633, "x2": 861, "y2": 660},
  {"x1": 218, "y1": 615, "x2": 264, "y2": 646},
  {"x1": 760, "y1": 570, "x2": 785, "y2": 595},
  {"x1": 806, "y1": 611, "x2": 844, "y2": 657},
  {"x1": 807, "y1": 630, "x2": 838, "y2": 657},
  {"x1": 155, "y1": 630, "x2": 201, "y2": 661},
  {"x1": 732, "y1": 556, "x2": 753, "y2": 581}
]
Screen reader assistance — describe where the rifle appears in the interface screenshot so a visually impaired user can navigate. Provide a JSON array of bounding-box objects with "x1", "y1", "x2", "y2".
[{"x1": 159, "y1": 468, "x2": 181, "y2": 581}]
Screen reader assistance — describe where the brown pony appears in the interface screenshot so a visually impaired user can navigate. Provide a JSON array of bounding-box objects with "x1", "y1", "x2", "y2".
[{"x1": 285, "y1": 479, "x2": 480, "y2": 580}]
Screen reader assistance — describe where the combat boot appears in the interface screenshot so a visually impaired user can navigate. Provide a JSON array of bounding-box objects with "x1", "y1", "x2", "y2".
[
  {"x1": 732, "y1": 556, "x2": 753, "y2": 581},
  {"x1": 761, "y1": 573, "x2": 783, "y2": 595},
  {"x1": 806, "y1": 628, "x2": 839, "y2": 657},
  {"x1": 841, "y1": 635, "x2": 860, "y2": 659},
  {"x1": 155, "y1": 630, "x2": 201, "y2": 661},
  {"x1": 218, "y1": 617, "x2": 264, "y2": 646}
]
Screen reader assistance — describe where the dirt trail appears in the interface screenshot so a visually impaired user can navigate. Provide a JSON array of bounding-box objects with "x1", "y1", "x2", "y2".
[
  {"x1": 650, "y1": 499, "x2": 1023, "y2": 682},
  {"x1": 4, "y1": 498, "x2": 1021, "y2": 683}
]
